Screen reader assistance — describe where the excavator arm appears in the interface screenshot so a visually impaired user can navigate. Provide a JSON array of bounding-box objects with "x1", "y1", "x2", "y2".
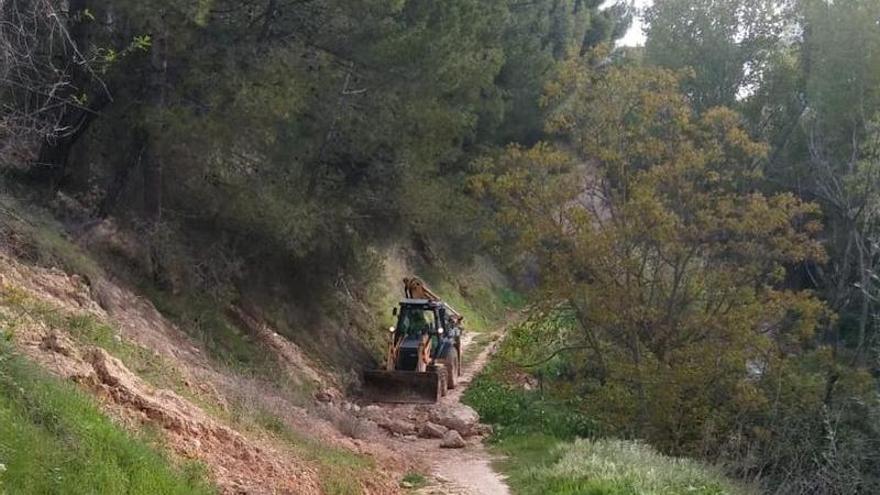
[{"x1": 403, "y1": 277, "x2": 463, "y2": 321}]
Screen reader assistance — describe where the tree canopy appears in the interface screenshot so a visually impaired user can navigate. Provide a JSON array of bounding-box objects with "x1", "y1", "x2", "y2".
[{"x1": 3, "y1": 1, "x2": 880, "y2": 493}]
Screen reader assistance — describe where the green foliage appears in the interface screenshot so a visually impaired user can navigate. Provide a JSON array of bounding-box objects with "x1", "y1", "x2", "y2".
[
  {"x1": 3, "y1": 0, "x2": 632, "y2": 309},
  {"x1": 494, "y1": 435, "x2": 752, "y2": 495},
  {"x1": 0, "y1": 196, "x2": 103, "y2": 282},
  {"x1": 644, "y1": 0, "x2": 782, "y2": 110},
  {"x1": 400, "y1": 472, "x2": 428, "y2": 490},
  {"x1": 464, "y1": 371, "x2": 597, "y2": 440},
  {"x1": 7, "y1": 1, "x2": 880, "y2": 493},
  {"x1": 3, "y1": 0, "x2": 629, "y2": 414},
  {"x1": 464, "y1": 311, "x2": 597, "y2": 440},
  {"x1": 638, "y1": 1, "x2": 880, "y2": 491},
  {"x1": 475, "y1": 58, "x2": 830, "y2": 456},
  {"x1": 468, "y1": 315, "x2": 751, "y2": 495},
  {"x1": 0, "y1": 342, "x2": 215, "y2": 495}
]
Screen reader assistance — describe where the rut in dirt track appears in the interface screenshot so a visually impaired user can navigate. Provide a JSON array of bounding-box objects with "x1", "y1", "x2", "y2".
[{"x1": 366, "y1": 328, "x2": 512, "y2": 495}]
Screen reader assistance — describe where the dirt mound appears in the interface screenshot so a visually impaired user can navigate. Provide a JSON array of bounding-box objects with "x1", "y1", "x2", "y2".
[
  {"x1": 1, "y1": 288, "x2": 319, "y2": 492},
  {"x1": 87, "y1": 347, "x2": 321, "y2": 494},
  {"x1": 0, "y1": 252, "x2": 402, "y2": 494},
  {"x1": 0, "y1": 241, "x2": 514, "y2": 495}
]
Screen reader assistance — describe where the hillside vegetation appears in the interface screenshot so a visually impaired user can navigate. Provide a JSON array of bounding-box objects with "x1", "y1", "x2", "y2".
[
  {"x1": 2, "y1": 0, "x2": 880, "y2": 494},
  {"x1": 0, "y1": 340, "x2": 213, "y2": 495},
  {"x1": 493, "y1": 435, "x2": 749, "y2": 495}
]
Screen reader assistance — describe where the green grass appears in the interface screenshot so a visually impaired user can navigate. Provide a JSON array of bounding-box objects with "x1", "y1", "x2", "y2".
[
  {"x1": 465, "y1": 312, "x2": 752, "y2": 495},
  {"x1": 0, "y1": 286, "x2": 371, "y2": 494},
  {"x1": 141, "y1": 290, "x2": 320, "y2": 409},
  {"x1": 492, "y1": 434, "x2": 750, "y2": 495},
  {"x1": 401, "y1": 472, "x2": 429, "y2": 490},
  {"x1": 0, "y1": 340, "x2": 215, "y2": 495},
  {"x1": 463, "y1": 358, "x2": 597, "y2": 440},
  {"x1": 0, "y1": 286, "x2": 193, "y2": 399},
  {"x1": 145, "y1": 288, "x2": 278, "y2": 374},
  {"x1": 0, "y1": 195, "x2": 103, "y2": 281}
]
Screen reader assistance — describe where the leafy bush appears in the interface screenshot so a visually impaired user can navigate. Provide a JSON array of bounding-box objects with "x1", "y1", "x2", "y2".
[
  {"x1": 464, "y1": 370, "x2": 597, "y2": 440},
  {"x1": 463, "y1": 310, "x2": 597, "y2": 440}
]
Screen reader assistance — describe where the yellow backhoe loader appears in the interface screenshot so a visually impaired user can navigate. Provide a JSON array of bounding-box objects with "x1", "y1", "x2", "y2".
[{"x1": 362, "y1": 278, "x2": 464, "y2": 403}]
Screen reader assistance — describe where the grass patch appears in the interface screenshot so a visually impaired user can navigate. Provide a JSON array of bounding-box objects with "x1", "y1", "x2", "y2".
[
  {"x1": 0, "y1": 195, "x2": 103, "y2": 281},
  {"x1": 274, "y1": 420, "x2": 374, "y2": 495},
  {"x1": 493, "y1": 434, "x2": 751, "y2": 495},
  {"x1": 1, "y1": 286, "x2": 374, "y2": 495},
  {"x1": 0, "y1": 340, "x2": 214, "y2": 495},
  {"x1": 467, "y1": 313, "x2": 751, "y2": 495},
  {"x1": 464, "y1": 370, "x2": 597, "y2": 440},
  {"x1": 401, "y1": 472, "x2": 429, "y2": 490},
  {"x1": 0, "y1": 286, "x2": 193, "y2": 398},
  {"x1": 145, "y1": 289, "x2": 277, "y2": 374},
  {"x1": 140, "y1": 290, "x2": 318, "y2": 404}
]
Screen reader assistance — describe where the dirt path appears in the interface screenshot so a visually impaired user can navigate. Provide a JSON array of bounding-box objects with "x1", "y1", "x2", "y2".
[{"x1": 369, "y1": 329, "x2": 511, "y2": 495}]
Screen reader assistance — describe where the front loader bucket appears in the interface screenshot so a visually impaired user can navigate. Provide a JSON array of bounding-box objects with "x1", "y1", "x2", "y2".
[{"x1": 362, "y1": 370, "x2": 443, "y2": 404}]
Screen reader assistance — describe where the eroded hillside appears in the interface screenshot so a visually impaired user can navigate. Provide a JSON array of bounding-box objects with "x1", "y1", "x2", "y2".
[{"x1": 0, "y1": 195, "x2": 515, "y2": 494}]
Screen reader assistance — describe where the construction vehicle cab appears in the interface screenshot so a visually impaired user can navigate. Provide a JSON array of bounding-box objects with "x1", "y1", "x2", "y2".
[
  {"x1": 362, "y1": 278, "x2": 464, "y2": 403},
  {"x1": 391, "y1": 299, "x2": 461, "y2": 374}
]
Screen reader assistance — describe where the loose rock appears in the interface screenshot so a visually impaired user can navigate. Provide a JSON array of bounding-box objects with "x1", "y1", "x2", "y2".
[
  {"x1": 314, "y1": 389, "x2": 334, "y2": 403},
  {"x1": 381, "y1": 418, "x2": 416, "y2": 436},
  {"x1": 418, "y1": 421, "x2": 448, "y2": 439},
  {"x1": 430, "y1": 404, "x2": 479, "y2": 436},
  {"x1": 440, "y1": 430, "x2": 466, "y2": 449}
]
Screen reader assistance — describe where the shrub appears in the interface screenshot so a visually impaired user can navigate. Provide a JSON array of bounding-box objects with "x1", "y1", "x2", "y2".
[
  {"x1": 495, "y1": 435, "x2": 752, "y2": 495},
  {"x1": 464, "y1": 370, "x2": 597, "y2": 440}
]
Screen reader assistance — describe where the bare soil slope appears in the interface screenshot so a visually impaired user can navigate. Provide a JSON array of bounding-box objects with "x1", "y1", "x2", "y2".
[
  {"x1": 0, "y1": 251, "x2": 402, "y2": 494},
  {"x1": 0, "y1": 218, "x2": 511, "y2": 494}
]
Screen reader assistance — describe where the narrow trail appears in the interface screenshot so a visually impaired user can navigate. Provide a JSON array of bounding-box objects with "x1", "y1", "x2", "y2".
[
  {"x1": 370, "y1": 328, "x2": 512, "y2": 495},
  {"x1": 419, "y1": 329, "x2": 511, "y2": 495}
]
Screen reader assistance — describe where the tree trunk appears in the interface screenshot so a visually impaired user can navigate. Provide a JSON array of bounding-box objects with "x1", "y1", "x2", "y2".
[
  {"x1": 142, "y1": 23, "x2": 168, "y2": 223},
  {"x1": 142, "y1": 141, "x2": 163, "y2": 223},
  {"x1": 29, "y1": 0, "x2": 104, "y2": 190},
  {"x1": 855, "y1": 234, "x2": 870, "y2": 366},
  {"x1": 98, "y1": 132, "x2": 145, "y2": 218},
  {"x1": 33, "y1": 93, "x2": 109, "y2": 189},
  {"x1": 631, "y1": 331, "x2": 648, "y2": 434}
]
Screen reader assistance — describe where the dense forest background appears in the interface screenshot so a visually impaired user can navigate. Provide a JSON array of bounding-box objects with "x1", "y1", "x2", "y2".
[{"x1": 2, "y1": 0, "x2": 879, "y2": 493}]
